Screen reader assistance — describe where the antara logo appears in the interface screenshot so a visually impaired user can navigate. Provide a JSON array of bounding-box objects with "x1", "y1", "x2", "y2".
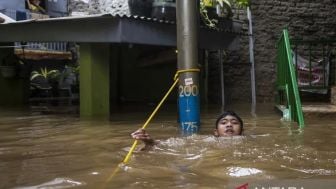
[
  {"x1": 254, "y1": 187, "x2": 304, "y2": 189},
  {"x1": 236, "y1": 183, "x2": 248, "y2": 189},
  {"x1": 236, "y1": 183, "x2": 305, "y2": 189}
]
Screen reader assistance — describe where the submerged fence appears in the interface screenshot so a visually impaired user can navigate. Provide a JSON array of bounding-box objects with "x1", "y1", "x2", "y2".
[
  {"x1": 1, "y1": 8, "x2": 68, "y2": 53},
  {"x1": 14, "y1": 42, "x2": 68, "y2": 52},
  {"x1": 276, "y1": 29, "x2": 305, "y2": 128}
]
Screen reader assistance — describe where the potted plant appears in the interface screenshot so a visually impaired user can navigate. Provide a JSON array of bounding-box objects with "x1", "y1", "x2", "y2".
[
  {"x1": 200, "y1": 0, "x2": 233, "y2": 28},
  {"x1": 149, "y1": 0, "x2": 232, "y2": 23},
  {"x1": 151, "y1": 0, "x2": 176, "y2": 20},
  {"x1": 30, "y1": 67, "x2": 60, "y2": 82},
  {"x1": 30, "y1": 67, "x2": 60, "y2": 97},
  {"x1": 128, "y1": 0, "x2": 154, "y2": 17},
  {"x1": 58, "y1": 65, "x2": 80, "y2": 95}
]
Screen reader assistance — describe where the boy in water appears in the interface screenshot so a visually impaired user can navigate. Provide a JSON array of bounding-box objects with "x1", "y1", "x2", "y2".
[{"x1": 131, "y1": 111, "x2": 244, "y2": 149}]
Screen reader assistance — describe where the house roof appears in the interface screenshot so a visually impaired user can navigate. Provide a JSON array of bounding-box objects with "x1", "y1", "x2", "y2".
[{"x1": 0, "y1": 13, "x2": 244, "y2": 50}]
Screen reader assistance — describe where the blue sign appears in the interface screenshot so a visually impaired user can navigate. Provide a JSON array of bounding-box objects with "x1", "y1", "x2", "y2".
[{"x1": 178, "y1": 84, "x2": 200, "y2": 135}]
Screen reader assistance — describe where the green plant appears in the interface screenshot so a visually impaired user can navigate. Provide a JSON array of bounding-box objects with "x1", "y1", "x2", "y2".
[
  {"x1": 60, "y1": 65, "x2": 80, "y2": 85},
  {"x1": 234, "y1": 0, "x2": 249, "y2": 8},
  {"x1": 70, "y1": 65, "x2": 80, "y2": 75},
  {"x1": 30, "y1": 67, "x2": 60, "y2": 82},
  {"x1": 200, "y1": 0, "x2": 232, "y2": 28},
  {"x1": 200, "y1": 0, "x2": 249, "y2": 28}
]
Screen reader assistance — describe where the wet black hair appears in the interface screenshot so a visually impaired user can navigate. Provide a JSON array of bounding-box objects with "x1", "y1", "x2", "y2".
[{"x1": 215, "y1": 111, "x2": 244, "y2": 133}]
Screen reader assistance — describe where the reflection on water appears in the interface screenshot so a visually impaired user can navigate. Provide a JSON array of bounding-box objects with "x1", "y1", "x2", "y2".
[{"x1": 0, "y1": 105, "x2": 336, "y2": 189}]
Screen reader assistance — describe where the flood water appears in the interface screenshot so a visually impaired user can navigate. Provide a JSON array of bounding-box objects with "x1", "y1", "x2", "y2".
[{"x1": 0, "y1": 104, "x2": 336, "y2": 189}]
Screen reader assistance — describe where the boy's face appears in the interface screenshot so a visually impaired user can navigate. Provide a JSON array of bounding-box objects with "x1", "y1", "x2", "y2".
[{"x1": 214, "y1": 115, "x2": 242, "y2": 137}]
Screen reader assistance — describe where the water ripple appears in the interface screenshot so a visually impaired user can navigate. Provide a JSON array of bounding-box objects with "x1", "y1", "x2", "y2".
[{"x1": 14, "y1": 178, "x2": 85, "y2": 189}]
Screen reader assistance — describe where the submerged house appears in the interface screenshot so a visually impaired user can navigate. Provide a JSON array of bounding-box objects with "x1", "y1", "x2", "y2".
[
  {"x1": 0, "y1": 0, "x2": 244, "y2": 118},
  {"x1": 0, "y1": 0, "x2": 336, "y2": 121}
]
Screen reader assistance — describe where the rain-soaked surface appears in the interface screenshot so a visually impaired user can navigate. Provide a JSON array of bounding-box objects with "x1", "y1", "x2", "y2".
[{"x1": 0, "y1": 104, "x2": 336, "y2": 189}]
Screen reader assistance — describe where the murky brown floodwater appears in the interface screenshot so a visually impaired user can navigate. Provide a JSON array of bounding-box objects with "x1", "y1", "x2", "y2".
[{"x1": 0, "y1": 104, "x2": 336, "y2": 189}]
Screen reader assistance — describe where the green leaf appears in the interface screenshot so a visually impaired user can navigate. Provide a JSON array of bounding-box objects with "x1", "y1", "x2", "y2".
[
  {"x1": 30, "y1": 67, "x2": 60, "y2": 81},
  {"x1": 30, "y1": 72, "x2": 42, "y2": 81},
  {"x1": 235, "y1": 0, "x2": 249, "y2": 7}
]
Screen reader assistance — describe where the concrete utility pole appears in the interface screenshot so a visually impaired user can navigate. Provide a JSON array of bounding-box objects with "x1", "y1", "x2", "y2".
[{"x1": 176, "y1": 0, "x2": 200, "y2": 135}]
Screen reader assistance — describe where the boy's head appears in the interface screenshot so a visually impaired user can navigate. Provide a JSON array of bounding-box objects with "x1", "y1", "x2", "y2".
[{"x1": 214, "y1": 111, "x2": 243, "y2": 137}]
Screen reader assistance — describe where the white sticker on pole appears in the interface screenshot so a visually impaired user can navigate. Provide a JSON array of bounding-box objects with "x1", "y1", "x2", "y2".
[{"x1": 184, "y1": 78, "x2": 193, "y2": 86}]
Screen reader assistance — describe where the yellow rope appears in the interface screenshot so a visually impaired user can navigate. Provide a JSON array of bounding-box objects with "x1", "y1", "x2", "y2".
[
  {"x1": 104, "y1": 79, "x2": 179, "y2": 185},
  {"x1": 174, "y1": 68, "x2": 200, "y2": 80},
  {"x1": 122, "y1": 78, "x2": 179, "y2": 164},
  {"x1": 104, "y1": 68, "x2": 200, "y2": 186},
  {"x1": 123, "y1": 68, "x2": 199, "y2": 165}
]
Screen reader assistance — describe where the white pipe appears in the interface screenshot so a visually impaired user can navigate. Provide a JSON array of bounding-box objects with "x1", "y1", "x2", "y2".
[
  {"x1": 219, "y1": 50, "x2": 225, "y2": 112},
  {"x1": 247, "y1": 6, "x2": 256, "y2": 117}
]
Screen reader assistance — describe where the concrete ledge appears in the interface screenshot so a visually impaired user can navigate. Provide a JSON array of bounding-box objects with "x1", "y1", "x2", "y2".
[{"x1": 302, "y1": 104, "x2": 336, "y2": 117}]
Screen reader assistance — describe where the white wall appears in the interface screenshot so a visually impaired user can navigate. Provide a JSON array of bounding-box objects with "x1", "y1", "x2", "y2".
[{"x1": 69, "y1": 0, "x2": 129, "y2": 16}]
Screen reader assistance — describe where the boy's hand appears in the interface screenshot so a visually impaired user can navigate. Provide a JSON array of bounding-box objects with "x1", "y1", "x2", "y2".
[
  {"x1": 131, "y1": 129, "x2": 157, "y2": 151},
  {"x1": 131, "y1": 129, "x2": 154, "y2": 145}
]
